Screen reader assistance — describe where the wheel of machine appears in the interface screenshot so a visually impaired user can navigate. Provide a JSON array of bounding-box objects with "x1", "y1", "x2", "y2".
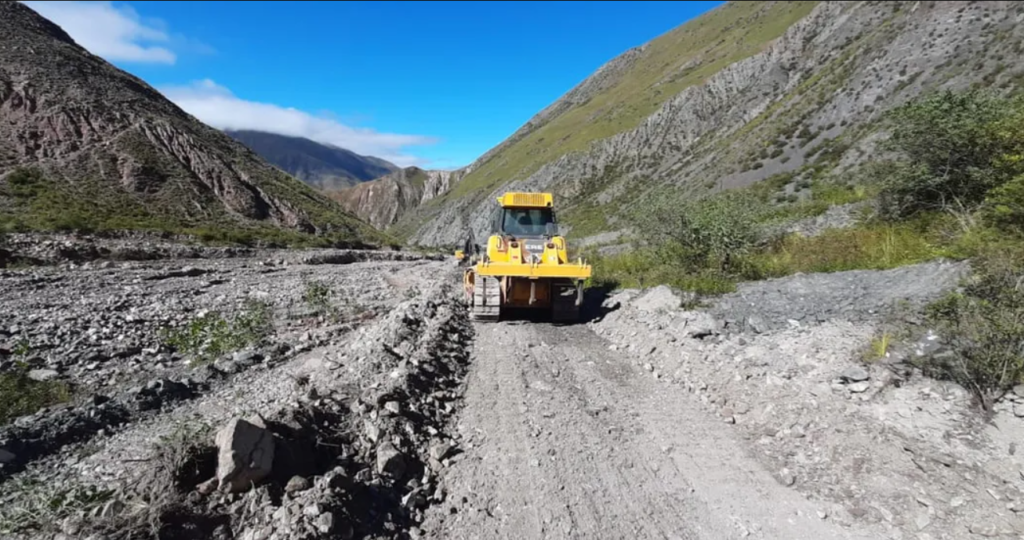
[
  {"x1": 551, "y1": 279, "x2": 581, "y2": 323},
  {"x1": 471, "y1": 275, "x2": 501, "y2": 322}
]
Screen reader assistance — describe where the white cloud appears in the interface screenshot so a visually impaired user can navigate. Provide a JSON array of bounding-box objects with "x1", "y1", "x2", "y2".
[
  {"x1": 21, "y1": 1, "x2": 177, "y2": 64},
  {"x1": 160, "y1": 80, "x2": 437, "y2": 167}
]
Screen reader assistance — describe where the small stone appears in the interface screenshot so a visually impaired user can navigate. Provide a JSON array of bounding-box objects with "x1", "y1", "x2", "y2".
[
  {"x1": 915, "y1": 512, "x2": 931, "y2": 530},
  {"x1": 643, "y1": 363, "x2": 654, "y2": 372},
  {"x1": 1013, "y1": 385, "x2": 1024, "y2": 397},
  {"x1": 949, "y1": 496, "x2": 965, "y2": 508},
  {"x1": 848, "y1": 382, "x2": 870, "y2": 393},
  {"x1": 779, "y1": 469, "x2": 796, "y2": 486},
  {"x1": 402, "y1": 488, "x2": 427, "y2": 509},
  {"x1": 840, "y1": 366, "x2": 870, "y2": 383},
  {"x1": 27, "y1": 369, "x2": 59, "y2": 382},
  {"x1": 316, "y1": 512, "x2": 335, "y2": 534},
  {"x1": 354, "y1": 468, "x2": 372, "y2": 483},
  {"x1": 969, "y1": 523, "x2": 1008, "y2": 537},
  {"x1": 233, "y1": 351, "x2": 262, "y2": 366},
  {"x1": 1013, "y1": 403, "x2": 1024, "y2": 418},
  {"x1": 376, "y1": 443, "x2": 406, "y2": 478},
  {"x1": 214, "y1": 360, "x2": 238, "y2": 374},
  {"x1": 364, "y1": 420, "x2": 380, "y2": 443},
  {"x1": 303, "y1": 503, "x2": 321, "y2": 518},
  {"x1": 196, "y1": 477, "x2": 219, "y2": 495},
  {"x1": 285, "y1": 476, "x2": 311, "y2": 493},
  {"x1": 429, "y1": 441, "x2": 454, "y2": 461},
  {"x1": 384, "y1": 401, "x2": 401, "y2": 415}
]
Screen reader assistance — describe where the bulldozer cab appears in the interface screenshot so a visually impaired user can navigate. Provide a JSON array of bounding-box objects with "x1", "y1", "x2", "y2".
[{"x1": 491, "y1": 205, "x2": 558, "y2": 239}]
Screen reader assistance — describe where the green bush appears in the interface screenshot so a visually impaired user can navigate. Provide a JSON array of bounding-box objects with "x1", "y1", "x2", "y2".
[
  {"x1": 875, "y1": 89, "x2": 1024, "y2": 220},
  {"x1": 302, "y1": 279, "x2": 334, "y2": 314},
  {"x1": 983, "y1": 173, "x2": 1024, "y2": 234},
  {"x1": 161, "y1": 299, "x2": 273, "y2": 365},
  {"x1": 923, "y1": 252, "x2": 1024, "y2": 410},
  {"x1": 0, "y1": 365, "x2": 72, "y2": 425},
  {"x1": 638, "y1": 190, "x2": 765, "y2": 275}
]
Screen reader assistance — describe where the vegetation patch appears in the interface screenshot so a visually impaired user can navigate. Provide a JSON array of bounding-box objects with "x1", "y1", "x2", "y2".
[
  {"x1": 920, "y1": 250, "x2": 1024, "y2": 411},
  {"x1": 0, "y1": 364, "x2": 72, "y2": 425},
  {"x1": 160, "y1": 299, "x2": 274, "y2": 366},
  {"x1": 590, "y1": 89, "x2": 1024, "y2": 300},
  {"x1": 0, "y1": 167, "x2": 391, "y2": 249}
]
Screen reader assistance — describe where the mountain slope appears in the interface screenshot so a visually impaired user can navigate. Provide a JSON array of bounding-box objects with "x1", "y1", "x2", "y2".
[
  {"x1": 224, "y1": 129, "x2": 399, "y2": 191},
  {"x1": 327, "y1": 166, "x2": 466, "y2": 230},
  {"x1": 393, "y1": 0, "x2": 1024, "y2": 248},
  {"x1": 0, "y1": 2, "x2": 384, "y2": 245}
]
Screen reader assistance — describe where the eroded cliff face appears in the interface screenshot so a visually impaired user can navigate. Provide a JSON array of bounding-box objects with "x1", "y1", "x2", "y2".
[
  {"x1": 398, "y1": 1, "x2": 1024, "y2": 248},
  {"x1": 0, "y1": 1, "x2": 376, "y2": 239},
  {"x1": 328, "y1": 167, "x2": 469, "y2": 230}
]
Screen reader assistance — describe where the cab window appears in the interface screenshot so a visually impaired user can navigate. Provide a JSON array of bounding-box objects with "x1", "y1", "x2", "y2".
[{"x1": 501, "y1": 208, "x2": 554, "y2": 237}]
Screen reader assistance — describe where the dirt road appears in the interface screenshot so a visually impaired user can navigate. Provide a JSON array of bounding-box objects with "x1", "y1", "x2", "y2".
[
  {"x1": 2, "y1": 243, "x2": 1020, "y2": 540},
  {"x1": 420, "y1": 319, "x2": 883, "y2": 540}
]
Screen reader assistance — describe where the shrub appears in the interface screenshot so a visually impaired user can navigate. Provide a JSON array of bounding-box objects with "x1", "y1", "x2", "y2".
[
  {"x1": 982, "y1": 173, "x2": 1024, "y2": 234},
  {"x1": 923, "y1": 252, "x2": 1024, "y2": 410},
  {"x1": 160, "y1": 299, "x2": 273, "y2": 365},
  {"x1": 638, "y1": 190, "x2": 766, "y2": 275},
  {"x1": 0, "y1": 366, "x2": 72, "y2": 425},
  {"x1": 875, "y1": 89, "x2": 1024, "y2": 219},
  {"x1": 302, "y1": 279, "x2": 334, "y2": 314}
]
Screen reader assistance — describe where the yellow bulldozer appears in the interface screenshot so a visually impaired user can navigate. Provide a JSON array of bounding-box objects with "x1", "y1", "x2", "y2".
[{"x1": 460, "y1": 192, "x2": 591, "y2": 323}]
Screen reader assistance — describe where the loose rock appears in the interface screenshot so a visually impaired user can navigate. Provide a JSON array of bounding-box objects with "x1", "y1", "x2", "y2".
[
  {"x1": 215, "y1": 417, "x2": 275, "y2": 493},
  {"x1": 376, "y1": 442, "x2": 406, "y2": 478}
]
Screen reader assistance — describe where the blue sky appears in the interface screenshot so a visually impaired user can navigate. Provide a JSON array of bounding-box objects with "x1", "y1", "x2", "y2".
[{"x1": 23, "y1": 1, "x2": 723, "y2": 169}]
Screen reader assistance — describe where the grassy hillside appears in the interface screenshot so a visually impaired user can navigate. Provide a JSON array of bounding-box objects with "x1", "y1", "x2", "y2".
[
  {"x1": 0, "y1": 166, "x2": 393, "y2": 249},
  {"x1": 449, "y1": 1, "x2": 818, "y2": 200}
]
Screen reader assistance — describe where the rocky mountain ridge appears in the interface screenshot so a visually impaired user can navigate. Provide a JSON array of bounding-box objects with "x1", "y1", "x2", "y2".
[
  {"x1": 328, "y1": 166, "x2": 468, "y2": 230},
  {"x1": 381, "y1": 0, "x2": 1024, "y2": 248},
  {"x1": 224, "y1": 129, "x2": 399, "y2": 191},
  {"x1": 0, "y1": 1, "x2": 382, "y2": 244}
]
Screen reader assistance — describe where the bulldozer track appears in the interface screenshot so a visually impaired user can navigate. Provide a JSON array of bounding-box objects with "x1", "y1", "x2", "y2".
[{"x1": 471, "y1": 275, "x2": 501, "y2": 322}]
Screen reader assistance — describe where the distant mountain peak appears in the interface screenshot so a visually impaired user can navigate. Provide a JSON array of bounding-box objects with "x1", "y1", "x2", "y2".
[{"x1": 223, "y1": 130, "x2": 399, "y2": 191}]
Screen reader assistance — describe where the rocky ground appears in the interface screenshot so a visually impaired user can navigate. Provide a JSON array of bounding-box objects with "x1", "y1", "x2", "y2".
[
  {"x1": 581, "y1": 259, "x2": 1024, "y2": 540},
  {"x1": 1, "y1": 236, "x2": 1022, "y2": 540}
]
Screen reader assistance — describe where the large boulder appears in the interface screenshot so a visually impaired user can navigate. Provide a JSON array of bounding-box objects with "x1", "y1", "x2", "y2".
[{"x1": 215, "y1": 417, "x2": 275, "y2": 493}]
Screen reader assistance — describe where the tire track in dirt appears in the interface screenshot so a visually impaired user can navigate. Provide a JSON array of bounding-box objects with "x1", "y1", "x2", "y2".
[{"x1": 420, "y1": 319, "x2": 888, "y2": 540}]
